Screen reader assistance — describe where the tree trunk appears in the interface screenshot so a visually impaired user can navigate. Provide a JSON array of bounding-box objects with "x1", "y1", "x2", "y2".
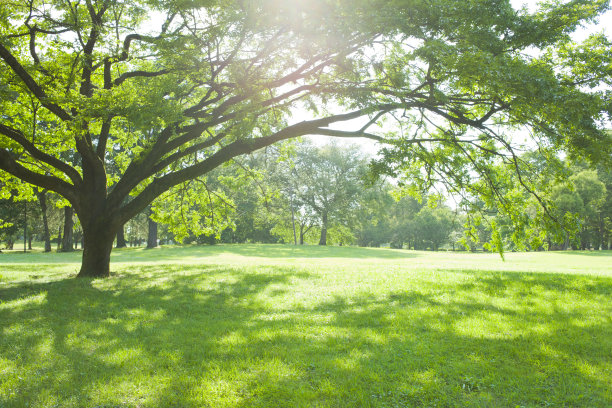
[
  {"x1": 36, "y1": 189, "x2": 52, "y2": 252},
  {"x1": 61, "y1": 206, "x2": 74, "y2": 252},
  {"x1": 290, "y1": 195, "x2": 297, "y2": 245},
  {"x1": 28, "y1": 235, "x2": 33, "y2": 250},
  {"x1": 318, "y1": 212, "x2": 328, "y2": 246},
  {"x1": 57, "y1": 225, "x2": 62, "y2": 251},
  {"x1": 147, "y1": 210, "x2": 158, "y2": 249},
  {"x1": 116, "y1": 224, "x2": 127, "y2": 248},
  {"x1": 77, "y1": 222, "x2": 116, "y2": 278}
]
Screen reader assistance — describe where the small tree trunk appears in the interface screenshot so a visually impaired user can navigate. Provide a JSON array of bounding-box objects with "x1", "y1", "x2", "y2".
[
  {"x1": 57, "y1": 225, "x2": 62, "y2": 251},
  {"x1": 290, "y1": 195, "x2": 297, "y2": 245},
  {"x1": 147, "y1": 210, "x2": 158, "y2": 249},
  {"x1": 36, "y1": 189, "x2": 52, "y2": 252},
  {"x1": 318, "y1": 212, "x2": 328, "y2": 246},
  {"x1": 116, "y1": 224, "x2": 127, "y2": 248},
  {"x1": 61, "y1": 206, "x2": 74, "y2": 252},
  {"x1": 28, "y1": 235, "x2": 33, "y2": 250}
]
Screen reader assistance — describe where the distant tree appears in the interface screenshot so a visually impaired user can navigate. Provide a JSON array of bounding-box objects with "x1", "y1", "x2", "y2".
[
  {"x1": 355, "y1": 182, "x2": 396, "y2": 248},
  {"x1": 413, "y1": 205, "x2": 454, "y2": 251},
  {"x1": 285, "y1": 143, "x2": 366, "y2": 245},
  {"x1": 34, "y1": 189, "x2": 51, "y2": 252},
  {"x1": 0, "y1": 194, "x2": 25, "y2": 250},
  {"x1": 596, "y1": 165, "x2": 612, "y2": 249}
]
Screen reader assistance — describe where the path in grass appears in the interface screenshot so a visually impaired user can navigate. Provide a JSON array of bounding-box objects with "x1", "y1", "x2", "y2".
[{"x1": 1, "y1": 245, "x2": 611, "y2": 407}]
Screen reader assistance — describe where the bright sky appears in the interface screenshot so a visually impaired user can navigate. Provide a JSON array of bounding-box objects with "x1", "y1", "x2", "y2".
[
  {"x1": 512, "y1": 0, "x2": 611, "y2": 39},
  {"x1": 307, "y1": 0, "x2": 612, "y2": 152}
]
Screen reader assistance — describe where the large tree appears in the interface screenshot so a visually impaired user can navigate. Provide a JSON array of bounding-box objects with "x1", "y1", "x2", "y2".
[{"x1": 0, "y1": 0, "x2": 610, "y2": 277}]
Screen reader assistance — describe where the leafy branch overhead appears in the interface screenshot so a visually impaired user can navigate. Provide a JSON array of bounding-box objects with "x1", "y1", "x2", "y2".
[{"x1": 0, "y1": 0, "x2": 610, "y2": 277}]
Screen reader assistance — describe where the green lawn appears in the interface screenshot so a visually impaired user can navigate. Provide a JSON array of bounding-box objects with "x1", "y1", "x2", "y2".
[{"x1": 1, "y1": 245, "x2": 611, "y2": 407}]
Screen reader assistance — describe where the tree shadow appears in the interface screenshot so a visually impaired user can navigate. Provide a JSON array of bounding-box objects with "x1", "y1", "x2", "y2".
[{"x1": 1, "y1": 265, "x2": 611, "y2": 407}]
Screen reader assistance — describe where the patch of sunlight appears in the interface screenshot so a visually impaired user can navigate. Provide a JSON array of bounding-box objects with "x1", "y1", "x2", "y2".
[
  {"x1": 32, "y1": 335, "x2": 54, "y2": 357},
  {"x1": 196, "y1": 376, "x2": 247, "y2": 407},
  {"x1": 318, "y1": 377, "x2": 342, "y2": 397},
  {"x1": 30, "y1": 390, "x2": 60, "y2": 408},
  {"x1": 0, "y1": 357, "x2": 17, "y2": 380},
  {"x1": 333, "y1": 349, "x2": 372, "y2": 370},
  {"x1": 218, "y1": 331, "x2": 246, "y2": 347},
  {"x1": 102, "y1": 347, "x2": 145, "y2": 366},
  {"x1": 538, "y1": 343, "x2": 570, "y2": 360},
  {"x1": 356, "y1": 328, "x2": 387, "y2": 344},
  {"x1": 0, "y1": 291, "x2": 47, "y2": 311},
  {"x1": 3, "y1": 322, "x2": 35, "y2": 337},
  {"x1": 65, "y1": 331, "x2": 104, "y2": 351},
  {"x1": 575, "y1": 359, "x2": 612, "y2": 384},
  {"x1": 253, "y1": 311, "x2": 294, "y2": 321},
  {"x1": 89, "y1": 375, "x2": 162, "y2": 407},
  {"x1": 453, "y1": 312, "x2": 552, "y2": 339}
]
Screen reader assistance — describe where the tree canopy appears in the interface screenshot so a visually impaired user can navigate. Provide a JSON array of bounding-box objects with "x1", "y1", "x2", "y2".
[{"x1": 0, "y1": 0, "x2": 610, "y2": 277}]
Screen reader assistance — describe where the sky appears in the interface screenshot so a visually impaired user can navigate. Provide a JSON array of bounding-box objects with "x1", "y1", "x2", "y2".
[{"x1": 306, "y1": 0, "x2": 612, "y2": 152}]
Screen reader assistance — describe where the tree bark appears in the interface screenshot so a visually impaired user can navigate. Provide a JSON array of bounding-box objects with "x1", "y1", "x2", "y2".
[
  {"x1": 61, "y1": 206, "x2": 74, "y2": 252},
  {"x1": 116, "y1": 224, "x2": 127, "y2": 248},
  {"x1": 147, "y1": 210, "x2": 158, "y2": 249},
  {"x1": 290, "y1": 194, "x2": 297, "y2": 245},
  {"x1": 77, "y1": 221, "x2": 116, "y2": 278},
  {"x1": 57, "y1": 225, "x2": 62, "y2": 251},
  {"x1": 318, "y1": 212, "x2": 328, "y2": 246},
  {"x1": 36, "y1": 189, "x2": 52, "y2": 252}
]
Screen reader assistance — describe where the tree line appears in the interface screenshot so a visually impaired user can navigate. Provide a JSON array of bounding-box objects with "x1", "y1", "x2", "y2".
[{"x1": 3, "y1": 142, "x2": 610, "y2": 252}]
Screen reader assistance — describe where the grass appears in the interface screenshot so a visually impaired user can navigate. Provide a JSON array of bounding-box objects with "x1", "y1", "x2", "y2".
[{"x1": 1, "y1": 245, "x2": 611, "y2": 407}]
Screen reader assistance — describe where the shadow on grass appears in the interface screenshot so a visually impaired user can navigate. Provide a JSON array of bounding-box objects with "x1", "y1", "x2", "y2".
[{"x1": 1, "y1": 266, "x2": 611, "y2": 407}]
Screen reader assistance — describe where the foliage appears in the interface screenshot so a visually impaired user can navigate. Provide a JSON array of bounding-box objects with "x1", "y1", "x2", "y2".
[{"x1": 1, "y1": 0, "x2": 611, "y2": 276}]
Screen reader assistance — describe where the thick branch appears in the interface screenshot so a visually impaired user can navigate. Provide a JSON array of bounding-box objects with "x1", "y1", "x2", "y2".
[
  {"x1": 0, "y1": 123, "x2": 82, "y2": 186},
  {"x1": 0, "y1": 149, "x2": 77, "y2": 204},
  {"x1": 0, "y1": 43, "x2": 72, "y2": 121},
  {"x1": 311, "y1": 128, "x2": 385, "y2": 142},
  {"x1": 117, "y1": 108, "x2": 389, "y2": 222},
  {"x1": 113, "y1": 69, "x2": 170, "y2": 86}
]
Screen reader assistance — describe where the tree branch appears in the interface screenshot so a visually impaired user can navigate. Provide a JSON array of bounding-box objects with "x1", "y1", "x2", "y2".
[
  {"x1": 0, "y1": 123, "x2": 83, "y2": 186},
  {"x1": 0, "y1": 43, "x2": 72, "y2": 121},
  {"x1": 0, "y1": 149, "x2": 78, "y2": 205}
]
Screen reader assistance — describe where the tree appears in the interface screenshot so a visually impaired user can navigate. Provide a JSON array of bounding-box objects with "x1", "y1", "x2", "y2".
[
  {"x1": 0, "y1": 193, "x2": 26, "y2": 250},
  {"x1": 34, "y1": 188, "x2": 52, "y2": 252},
  {"x1": 279, "y1": 143, "x2": 365, "y2": 245},
  {"x1": 413, "y1": 205, "x2": 454, "y2": 251},
  {"x1": 1, "y1": 0, "x2": 610, "y2": 277}
]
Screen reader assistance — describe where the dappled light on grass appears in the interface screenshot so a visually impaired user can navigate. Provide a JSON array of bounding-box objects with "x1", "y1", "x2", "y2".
[{"x1": 1, "y1": 247, "x2": 611, "y2": 407}]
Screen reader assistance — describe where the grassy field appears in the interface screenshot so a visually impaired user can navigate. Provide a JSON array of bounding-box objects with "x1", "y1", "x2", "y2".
[{"x1": 1, "y1": 245, "x2": 611, "y2": 407}]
